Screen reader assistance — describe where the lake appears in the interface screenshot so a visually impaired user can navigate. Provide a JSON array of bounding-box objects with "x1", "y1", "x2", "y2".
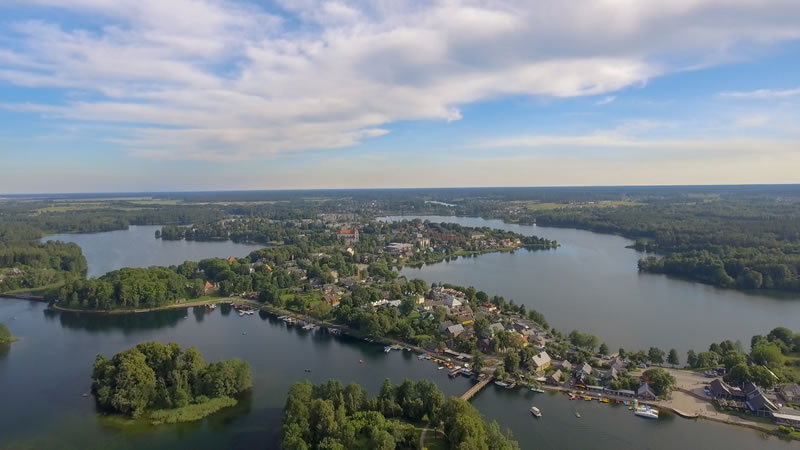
[
  {"x1": 0, "y1": 298, "x2": 794, "y2": 450},
  {"x1": 42, "y1": 225, "x2": 264, "y2": 278},
  {"x1": 383, "y1": 216, "x2": 800, "y2": 355}
]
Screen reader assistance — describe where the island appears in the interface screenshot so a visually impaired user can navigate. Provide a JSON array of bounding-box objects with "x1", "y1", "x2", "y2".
[
  {"x1": 0, "y1": 323, "x2": 18, "y2": 344},
  {"x1": 91, "y1": 341, "x2": 251, "y2": 424},
  {"x1": 281, "y1": 379, "x2": 519, "y2": 449}
]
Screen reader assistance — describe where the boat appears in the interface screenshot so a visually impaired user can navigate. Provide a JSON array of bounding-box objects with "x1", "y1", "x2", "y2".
[
  {"x1": 241, "y1": 331, "x2": 247, "y2": 335},
  {"x1": 438, "y1": 366, "x2": 445, "y2": 370},
  {"x1": 575, "y1": 412, "x2": 581, "y2": 418},
  {"x1": 602, "y1": 398, "x2": 610, "y2": 403},
  {"x1": 304, "y1": 369, "x2": 312, "y2": 372},
  {"x1": 634, "y1": 406, "x2": 659, "y2": 419},
  {"x1": 530, "y1": 406, "x2": 542, "y2": 418},
  {"x1": 505, "y1": 383, "x2": 515, "y2": 389},
  {"x1": 494, "y1": 380, "x2": 509, "y2": 387},
  {"x1": 530, "y1": 388, "x2": 545, "y2": 393},
  {"x1": 585, "y1": 396, "x2": 592, "y2": 401},
  {"x1": 384, "y1": 346, "x2": 392, "y2": 353}
]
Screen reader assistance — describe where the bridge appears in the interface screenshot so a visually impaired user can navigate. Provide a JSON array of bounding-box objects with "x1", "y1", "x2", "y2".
[{"x1": 460, "y1": 375, "x2": 494, "y2": 401}]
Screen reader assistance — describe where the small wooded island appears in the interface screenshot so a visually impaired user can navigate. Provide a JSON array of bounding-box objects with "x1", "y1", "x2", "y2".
[
  {"x1": 281, "y1": 379, "x2": 519, "y2": 449},
  {"x1": 0, "y1": 323, "x2": 18, "y2": 343},
  {"x1": 91, "y1": 342, "x2": 251, "y2": 424}
]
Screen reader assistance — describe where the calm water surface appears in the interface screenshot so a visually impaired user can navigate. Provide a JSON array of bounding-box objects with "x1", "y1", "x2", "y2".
[
  {"x1": 0, "y1": 298, "x2": 793, "y2": 450},
  {"x1": 42, "y1": 225, "x2": 264, "y2": 278},
  {"x1": 384, "y1": 216, "x2": 800, "y2": 355}
]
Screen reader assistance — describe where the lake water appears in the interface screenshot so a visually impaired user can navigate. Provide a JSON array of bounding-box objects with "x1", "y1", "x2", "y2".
[
  {"x1": 0, "y1": 298, "x2": 794, "y2": 450},
  {"x1": 42, "y1": 225, "x2": 264, "y2": 278},
  {"x1": 383, "y1": 216, "x2": 800, "y2": 355}
]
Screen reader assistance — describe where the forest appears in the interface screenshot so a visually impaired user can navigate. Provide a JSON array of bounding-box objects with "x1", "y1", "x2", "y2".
[
  {"x1": 0, "y1": 239, "x2": 86, "y2": 293},
  {"x1": 91, "y1": 341, "x2": 251, "y2": 421},
  {"x1": 281, "y1": 379, "x2": 518, "y2": 450}
]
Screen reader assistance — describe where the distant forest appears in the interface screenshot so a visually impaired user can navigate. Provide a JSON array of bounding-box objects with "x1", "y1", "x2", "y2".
[{"x1": 3, "y1": 185, "x2": 800, "y2": 293}]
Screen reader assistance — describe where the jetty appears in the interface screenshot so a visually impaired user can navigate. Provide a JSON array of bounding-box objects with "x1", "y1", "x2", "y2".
[
  {"x1": 460, "y1": 375, "x2": 494, "y2": 401},
  {"x1": 0, "y1": 293, "x2": 46, "y2": 302}
]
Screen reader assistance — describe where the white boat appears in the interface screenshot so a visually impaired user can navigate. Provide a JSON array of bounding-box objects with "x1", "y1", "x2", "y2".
[
  {"x1": 634, "y1": 406, "x2": 659, "y2": 419},
  {"x1": 530, "y1": 406, "x2": 542, "y2": 418},
  {"x1": 494, "y1": 381, "x2": 509, "y2": 388}
]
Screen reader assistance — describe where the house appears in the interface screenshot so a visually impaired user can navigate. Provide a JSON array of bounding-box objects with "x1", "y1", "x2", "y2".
[
  {"x1": 227, "y1": 256, "x2": 237, "y2": 263},
  {"x1": 470, "y1": 232, "x2": 485, "y2": 240},
  {"x1": 709, "y1": 379, "x2": 746, "y2": 400},
  {"x1": 203, "y1": 281, "x2": 216, "y2": 295},
  {"x1": 558, "y1": 360, "x2": 573, "y2": 372},
  {"x1": 386, "y1": 242, "x2": 414, "y2": 257},
  {"x1": 743, "y1": 382, "x2": 779, "y2": 417},
  {"x1": 338, "y1": 227, "x2": 359, "y2": 244},
  {"x1": 604, "y1": 367, "x2": 620, "y2": 382},
  {"x1": 478, "y1": 338, "x2": 492, "y2": 353},
  {"x1": 608, "y1": 357, "x2": 627, "y2": 373},
  {"x1": 446, "y1": 323, "x2": 465, "y2": 338},
  {"x1": 577, "y1": 362, "x2": 593, "y2": 378},
  {"x1": 489, "y1": 322, "x2": 505, "y2": 336},
  {"x1": 548, "y1": 369, "x2": 563, "y2": 385},
  {"x1": 444, "y1": 296, "x2": 462, "y2": 308},
  {"x1": 637, "y1": 382, "x2": 657, "y2": 400},
  {"x1": 323, "y1": 293, "x2": 340, "y2": 307},
  {"x1": 530, "y1": 351, "x2": 552, "y2": 371},
  {"x1": 439, "y1": 321, "x2": 454, "y2": 333},
  {"x1": 779, "y1": 384, "x2": 800, "y2": 403}
]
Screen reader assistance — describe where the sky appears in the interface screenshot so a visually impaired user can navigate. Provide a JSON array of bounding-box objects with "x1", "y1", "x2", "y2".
[{"x1": 1, "y1": 0, "x2": 799, "y2": 194}]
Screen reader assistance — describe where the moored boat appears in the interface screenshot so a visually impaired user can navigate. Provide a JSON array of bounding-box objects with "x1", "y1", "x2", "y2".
[{"x1": 634, "y1": 406, "x2": 659, "y2": 419}]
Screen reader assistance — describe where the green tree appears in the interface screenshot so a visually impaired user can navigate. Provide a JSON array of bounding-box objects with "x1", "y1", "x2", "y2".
[
  {"x1": 0, "y1": 323, "x2": 12, "y2": 343},
  {"x1": 647, "y1": 347, "x2": 665, "y2": 365},
  {"x1": 471, "y1": 351, "x2": 486, "y2": 374},
  {"x1": 751, "y1": 342, "x2": 785, "y2": 368},
  {"x1": 667, "y1": 349, "x2": 680, "y2": 367},
  {"x1": 686, "y1": 350, "x2": 698, "y2": 368},
  {"x1": 504, "y1": 352, "x2": 520, "y2": 374},
  {"x1": 598, "y1": 343, "x2": 609, "y2": 356},
  {"x1": 725, "y1": 363, "x2": 751, "y2": 386},
  {"x1": 749, "y1": 365, "x2": 777, "y2": 390},
  {"x1": 642, "y1": 368, "x2": 676, "y2": 397},
  {"x1": 722, "y1": 351, "x2": 746, "y2": 370},
  {"x1": 695, "y1": 351, "x2": 720, "y2": 368}
]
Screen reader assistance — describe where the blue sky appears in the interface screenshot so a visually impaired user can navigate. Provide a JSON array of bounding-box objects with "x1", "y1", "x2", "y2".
[{"x1": 1, "y1": 0, "x2": 799, "y2": 193}]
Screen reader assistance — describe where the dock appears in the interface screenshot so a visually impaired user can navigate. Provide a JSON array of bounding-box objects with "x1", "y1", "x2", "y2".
[
  {"x1": 0, "y1": 293, "x2": 46, "y2": 302},
  {"x1": 460, "y1": 375, "x2": 494, "y2": 401}
]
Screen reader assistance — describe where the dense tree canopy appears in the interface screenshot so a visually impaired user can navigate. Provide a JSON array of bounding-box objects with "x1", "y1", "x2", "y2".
[
  {"x1": 281, "y1": 379, "x2": 517, "y2": 450},
  {"x1": 91, "y1": 342, "x2": 251, "y2": 418}
]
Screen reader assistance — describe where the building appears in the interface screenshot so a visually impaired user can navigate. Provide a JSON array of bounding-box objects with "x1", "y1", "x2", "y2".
[
  {"x1": 386, "y1": 242, "x2": 414, "y2": 257},
  {"x1": 779, "y1": 384, "x2": 800, "y2": 403},
  {"x1": 709, "y1": 379, "x2": 746, "y2": 400},
  {"x1": 444, "y1": 296, "x2": 462, "y2": 308},
  {"x1": 530, "y1": 351, "x2": 552, "y2": 371},
  {"x1": 637, "y1": 382, "x2": 657, "y2": 400},
  {"x1": 203, "y1": 281, "x2": 216, "y2": 295},
  {"x1": 446, "y1": 323, "x2": 465, "y2": 338},
  {"x1": 743, "y1": 382, "x2": 779, "y2": 417},
  {"x1": 558, "y1": 360, "x2": 573, "y2": 372},
  {"x1": 773, "y1": 413, "x2": 800, "y2": 427},
  {"x1": 548, "y1": 369, "x2": 563, "y2": 385},
  {"x1": 338, "y1": 227, "x2": 359, "y2": 244},
  {"x1": 227, "y1": 256, "x2": 237, "y2": 263}
]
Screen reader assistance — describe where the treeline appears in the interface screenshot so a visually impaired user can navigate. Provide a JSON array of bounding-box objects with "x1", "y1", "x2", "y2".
[
  {"x1": 156, "y1": 218, "x2": 337, "y2": 247},
  {"x1": 684, "y1": 327, "x2": 800, "y2": 385},
  {"x1": 92, "y1": 342, "x2": 251, "y2": 419},
  {"x1": 0, "y1": 241, "x2": 86, "y2": 292},
  {"x1": 281, "y1": 379, "x2": 518, "y2": 450}
]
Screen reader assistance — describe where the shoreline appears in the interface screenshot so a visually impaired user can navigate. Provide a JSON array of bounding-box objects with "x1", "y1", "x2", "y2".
[
  {"x1": 49, "y1": 297, "x2": 261, "y2": 315},
  {"x1": 7, "y1": 294, "x2": 799, "y2": 442}
]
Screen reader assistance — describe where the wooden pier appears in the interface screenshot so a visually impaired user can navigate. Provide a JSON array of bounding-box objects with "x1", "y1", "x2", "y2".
[{"x1": 460, "y1": 375, "x2": 493, "y2": 401}]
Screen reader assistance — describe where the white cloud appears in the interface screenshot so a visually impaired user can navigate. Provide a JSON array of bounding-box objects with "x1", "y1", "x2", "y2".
[
  {"x1": 1, "y1": 0, "x2": 800, "y2": 160},
  {"x1": 595, "y1": 96, "x2": 616, "y2": 105},
  {"x1": 720, "y1": 87, "x2": 800, "y2": 99}
]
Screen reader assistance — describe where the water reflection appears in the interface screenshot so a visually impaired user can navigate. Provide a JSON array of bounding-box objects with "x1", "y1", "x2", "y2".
[
  {"x1": 0, "y1": 342, "x2": 10, "y2": 359},
  {"x1": 46, "y1": 308, "x2": 186, "y2": 333}
]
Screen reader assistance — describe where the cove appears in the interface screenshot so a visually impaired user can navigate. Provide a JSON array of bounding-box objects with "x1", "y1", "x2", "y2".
[
  {"x1": 383, "y1": 216, "x2": 800, "y2": 355},
  {"x1": 42, "y1": 225, "x2": 264, "y2": 278}
]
